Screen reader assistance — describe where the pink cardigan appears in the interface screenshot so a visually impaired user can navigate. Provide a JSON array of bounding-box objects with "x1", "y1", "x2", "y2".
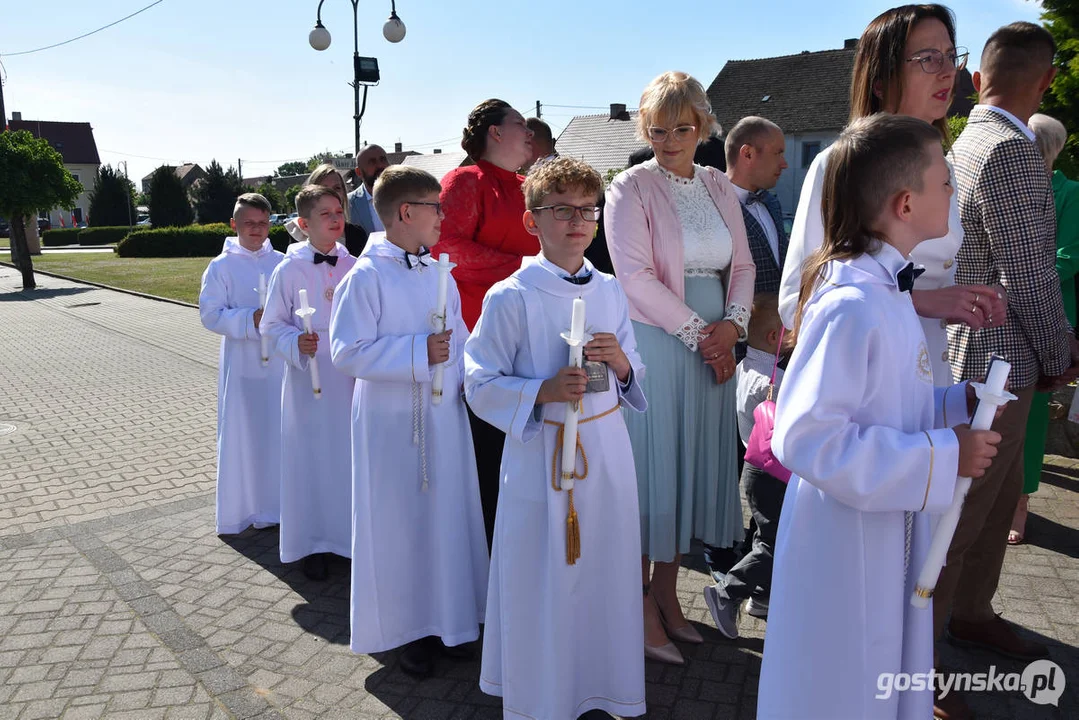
[{"x1": 604, "y1": 162, "x2": 756, "y2": 334}]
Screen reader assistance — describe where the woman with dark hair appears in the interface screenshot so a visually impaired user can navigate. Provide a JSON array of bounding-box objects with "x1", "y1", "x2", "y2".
[
  {"x1": 433, "y1": 99, "x2": 537, "y2": 545},
  {"x1": 777, "y1": 4, "x2": 1006, "y2": 386}
]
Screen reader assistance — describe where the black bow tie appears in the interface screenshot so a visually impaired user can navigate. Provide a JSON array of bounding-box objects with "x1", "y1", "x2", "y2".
[
  {"x1": 313, "y1": 252, "x2": 338, "y2": 267},
  {"x1": 896, "y1": 262, "x2": 925, "y2": 293},
  {"x1": 563, "y1": 272, "x2": 592, "y2": 286},
  {"x1": 404, "y1": 248, "x2": 431, "y2": 269},
  {"x1": 745, "y1": 190, "x2": 768, "y2": 207}
]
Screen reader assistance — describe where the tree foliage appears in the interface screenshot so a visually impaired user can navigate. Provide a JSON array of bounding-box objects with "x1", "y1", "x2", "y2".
[
  {"x1": 275, "y1": 161, "x2": 308, "y2": 177},
  {"x1": 0, "y1": 129, "x2": 83, "y2": 288},
  {"x1": 253, "y1": 182, "x2": 285, "y2": 213},
  {"x1": 193, "y1": 160, "x2": 244, "y2": 224},
  {"x1": 306, "y1": 150, "x2": 343, "y2": 172},
  {"x1": 148, "y1": 165, "x2": 194, "y2": 228},
  {"x1": 1041, "y1": 0, "x2": 1079, "y2": 176},
  {"x1": 284, "y1": 183, "x2": 303, "y2": 213},
  {"x1": 88, "y1": 164, "x2": 136, "y2": 227}
]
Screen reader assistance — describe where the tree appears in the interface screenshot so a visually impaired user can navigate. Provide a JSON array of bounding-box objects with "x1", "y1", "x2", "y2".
[
  {"x1": 87, "y1": 164, "x2": 137, "y2": 227},
  {"x1": 284, "y1": 183, "x2": 303, "y2": 213},
  {"x1": 0, "y1": 130, "x2": 82, "y2": 288},
  {"x1": 275, "y1": 161, "x2": 308, "y2": 178},
  {"x1": 148, "y1": 165, "x2": 194, "y2": 228},
  {"x1": 253, "y1": 181, "x2": 285, "y2": 213},
  {"x1": 193, "y1": 160, "x2": 244, "y2": 224},
  {"x1": 306, "y1": 150, "x2": 343, "y2": 172},
  {"x1": 1041, "y1": 0, "x2": 1079, "y2": 176}
]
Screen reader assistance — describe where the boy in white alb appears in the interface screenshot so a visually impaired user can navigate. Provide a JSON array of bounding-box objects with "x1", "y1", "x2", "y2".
[
  {"x1": 465, "y1": 158, "x2": 647, "y2": 719},
  {"x1": 199, "y1": 193, "x2": 285, "y2": 534},
  {"x1": 260, "y1": 185, "x2": 357, "y2": 581},
  {"x1": 329, "y1": 166, "x2": 488, "y2": 677},
  {"x1": 757, "y1": 115, "x2": 1004, "y2": 720}
]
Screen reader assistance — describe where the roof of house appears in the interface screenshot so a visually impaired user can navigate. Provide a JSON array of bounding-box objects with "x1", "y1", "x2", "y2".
[
  {"x1": 554, "y1": 112, "x2": 648, "y2": 174},
  {"x1": 387, "y1": 150, "x2": 421, "y2": 165},
  {"x1": 9, "y1": 119, "x2": 101, "y2": 165},
  {"x1": 401, "y1": 151, "x2": 470, "y2": 182},
  {"x1": 706, "y1": 48, "x2": 857, "y2": 135},
  {"x1": 140, "y1": 163, "x2": 205, "y2": 184},
  {"x1": 706, "y1": 45, "x2": 977, "y2": 136}
]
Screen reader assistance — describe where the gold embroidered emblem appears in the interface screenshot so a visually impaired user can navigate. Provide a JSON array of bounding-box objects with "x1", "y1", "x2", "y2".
[
  {"x1": 324, "y1": 287, "x2": 335, "y2": 302},
  {"x1": 917, "y1": 342, "x2": 932, "y2": 383}
]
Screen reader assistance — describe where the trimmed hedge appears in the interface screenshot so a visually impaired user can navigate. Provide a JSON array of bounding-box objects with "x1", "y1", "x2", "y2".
[
  {"x1": 77, "y1": 226, "x2": 131, "y2": 246},
  {"x1": 41, "y1": 228, "x2": 84, "y2": 246},
  {"x1": 116, "y1": 224, "x2": 292, "y2": 258}
]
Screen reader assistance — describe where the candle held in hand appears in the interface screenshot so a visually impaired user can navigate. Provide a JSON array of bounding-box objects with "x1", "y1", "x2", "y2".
[{"x1": 294, "y1": 288, "x2": 322, "y2": 399}]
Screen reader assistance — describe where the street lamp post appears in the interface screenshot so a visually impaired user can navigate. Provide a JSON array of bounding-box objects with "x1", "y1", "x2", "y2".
[
  {"x1": 119, "y1": 161, "x2": 133, "y2": 229},
  {"x1": 309, "y1": 1, "x2": 406, "y2": 156}
]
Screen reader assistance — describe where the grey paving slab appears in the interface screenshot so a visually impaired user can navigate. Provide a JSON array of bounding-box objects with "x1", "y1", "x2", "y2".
[{"x1": 0, "y1": 265, "x2": 1076, "y2": 720}]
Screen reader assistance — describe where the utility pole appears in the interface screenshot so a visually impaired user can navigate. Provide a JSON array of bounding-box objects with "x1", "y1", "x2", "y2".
[
  {"x1": 0, "y1": 76, "x2": 7, "y2": 131},
  {"x1": 120, "y1": 161, "x2": 133, "y2": 228},
  {"x1": 237, "y1": 158, "x2": 243, "y2": 182},
  {"x1": 536, "y1": 100, "x2": 541, "y2": 119}
]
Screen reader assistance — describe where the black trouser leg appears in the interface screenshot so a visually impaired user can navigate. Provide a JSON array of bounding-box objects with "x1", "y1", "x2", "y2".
[
  {"x1": 719, "y1": 463, "x2": 786, "y2": 602},
  {"x1": 467, "y1": 405, "x2": 504, "y2": 551}
]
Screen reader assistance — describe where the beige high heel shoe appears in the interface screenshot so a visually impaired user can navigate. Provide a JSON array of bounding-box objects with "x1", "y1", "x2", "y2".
[
  {"x1": 643, "y1": 585, "x2": 685, "y2": 665},
  {"x1": 656, "y1": 597, "x2": 703, "y2": 644}
]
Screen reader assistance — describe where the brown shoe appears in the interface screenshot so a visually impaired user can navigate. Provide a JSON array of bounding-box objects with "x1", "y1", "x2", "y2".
[
  {"x1": 934, "y1": 685, "x2": 974, "y2": 720},
  {"x1": 947, "y1": 614, "x2": 1049, "y2": 661}
]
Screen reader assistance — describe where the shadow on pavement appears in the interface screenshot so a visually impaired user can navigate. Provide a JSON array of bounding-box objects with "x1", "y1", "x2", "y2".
[
  {"x1": 0, "y1": 286, "x2": 94, "y2": 301},
  {"x1": 218, "y1": 527, "x2": 351, "y2": 644},
  {"x1": 1022, "y1": 512, "x2": 1079, "y2": 559}
]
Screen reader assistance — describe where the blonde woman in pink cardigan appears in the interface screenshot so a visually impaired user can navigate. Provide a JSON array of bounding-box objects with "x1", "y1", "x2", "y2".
[{"x1": 606, "y1": 71, "x2": 755, "y2": 666}]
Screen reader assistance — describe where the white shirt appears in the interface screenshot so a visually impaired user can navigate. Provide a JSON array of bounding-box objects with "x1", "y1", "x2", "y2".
[
  {"x1": 735, "y1": 345, "x2": 784, "y2": 447},
  {"x1": 978, "y1": 104, "x2": 1036, "y2": 142},
  {"x1": 732, "y1": 183, "x2": 781, "y2": 265},
  {"x1": 366, "y1": 192, "x2": 385, "y2": 232}
]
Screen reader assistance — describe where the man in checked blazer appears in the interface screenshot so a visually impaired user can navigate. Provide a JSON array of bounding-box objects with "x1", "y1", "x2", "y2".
[
  {"x1": 724, "y1": 117, "x2": 790, "y2": 295},
  {"x1": 939, "y1": 22, "x2": 1078, "y2": 703}
]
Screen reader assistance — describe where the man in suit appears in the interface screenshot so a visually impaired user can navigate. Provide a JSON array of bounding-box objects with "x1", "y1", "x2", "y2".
[
  {"x1": 724, "y1": 117, "x2": 789, "y2": 294},
  {"x1": 347, "y1": 144, "x2": 390, "y2": 234},
  {"x1": 938, "y1": 22, "x2": 1079, "y2": 719}
]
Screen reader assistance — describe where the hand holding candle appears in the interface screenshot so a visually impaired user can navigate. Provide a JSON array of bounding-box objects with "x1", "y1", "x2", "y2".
[
  {"x1": 294, "y1": 288, "x2": 322, "y2": 399},
  {"x1": 431, "y1": 253, "x2": 456, "y2": 405},
  {"x1": 558, "y1": 298, "x2": 591, "y2": 565},
  {"x1": 911, "y1": 356, "x2": 1014, "y2": 608},
  {"x1": 257, "y1": 273, "x2": 270, "y2": 366}
]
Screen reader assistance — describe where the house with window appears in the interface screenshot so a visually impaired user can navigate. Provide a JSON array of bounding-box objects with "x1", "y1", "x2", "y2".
[
  {"x1": 553, "y1": 105, "x2": 649, "y2": 176},
  {"x1": 706, "y1": 39, "x2": 975, "y2": 214},
  {"x1": 8, "y1": 112, "x2": 101, "y2": 227}
]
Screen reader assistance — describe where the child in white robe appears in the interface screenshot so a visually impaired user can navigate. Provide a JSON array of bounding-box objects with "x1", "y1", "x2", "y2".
[
  {"x1": 199, "y1": 193, "x2": 285, "y2": 535},
  {"x1": 465, "y1": 158, "x2": 648, "y2": 719},
  {"x1": 758, "y1": 115, "x2": 1005, "y2": 720},
  {"x1": 261, "y1": 185, "x2": 357, "y2": 581},
  {"x1": 329, "y1": 166, "x2": 488, "y2": 677}
]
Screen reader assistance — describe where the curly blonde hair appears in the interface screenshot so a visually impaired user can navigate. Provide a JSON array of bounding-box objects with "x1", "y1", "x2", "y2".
[{"x1": 522, "y1": 157, "x2": 602, "y2": 210}]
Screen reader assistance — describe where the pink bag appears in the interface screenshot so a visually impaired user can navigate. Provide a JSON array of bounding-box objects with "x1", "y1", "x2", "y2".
[{"x1": 744, "y1": 328, "x2": 792, "y2": 483}]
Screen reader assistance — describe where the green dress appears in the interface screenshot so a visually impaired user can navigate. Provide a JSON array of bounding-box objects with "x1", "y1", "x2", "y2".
[{"x1": 1022, "y1": 170, "x2": 1079, "y2": 494}]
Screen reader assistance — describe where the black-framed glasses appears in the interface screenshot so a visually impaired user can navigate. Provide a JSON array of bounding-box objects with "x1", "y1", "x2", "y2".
[
  {"x1": 906, "y1": 47, "x2": 969, "y2": 74},
  {"x1": 404, "y1": 201, "x2": 444, "y2": 217},
  {"x1": 532, "y1": 204, "x2": 602, "y2": 221},
  {"x1": 646, "y1": 125, "x2": 697, "y2": 143}
]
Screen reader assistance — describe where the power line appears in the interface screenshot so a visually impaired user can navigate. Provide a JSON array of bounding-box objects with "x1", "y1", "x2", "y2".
[{"x1": 0, "y1": 1, "x2": 166, "y2": 57}]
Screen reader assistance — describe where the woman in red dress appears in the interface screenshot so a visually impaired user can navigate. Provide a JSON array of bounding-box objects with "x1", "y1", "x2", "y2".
[
  {"x1": 434, "y1": 99, "x2": 536, "y2": 544},
  {"x1": 433, "y1": 99, "x2": 537, "y2": 328}
]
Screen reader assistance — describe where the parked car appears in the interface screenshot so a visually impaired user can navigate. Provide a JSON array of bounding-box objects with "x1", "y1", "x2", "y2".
[
  {"x1": 269, "y1": 214, "x2": 289, "y2": 226},
  {"x1": 0, "y1": 217, "x2": 9, "y2": 238}
]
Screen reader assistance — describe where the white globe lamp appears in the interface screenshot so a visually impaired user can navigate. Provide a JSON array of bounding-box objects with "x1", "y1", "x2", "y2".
[
  {"x1": 309, "y1": 23, "x2": 332, "y2": 51},
  {"x1": 382, "y1": 11, "x2": 406, "y2": 43}
]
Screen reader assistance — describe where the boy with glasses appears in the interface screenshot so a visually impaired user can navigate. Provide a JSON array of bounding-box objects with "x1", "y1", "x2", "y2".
[
  {"x1": 329, "y1": 166, "x2": 488, "y2": 678},
  {"x1": 465, "y1": 157, "x2": 647, "y2": 718}
]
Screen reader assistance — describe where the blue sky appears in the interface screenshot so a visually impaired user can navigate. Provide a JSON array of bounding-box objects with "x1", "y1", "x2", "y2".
[{"x1": 0, "y1": 0, "x2": 1043, "y2": 184}]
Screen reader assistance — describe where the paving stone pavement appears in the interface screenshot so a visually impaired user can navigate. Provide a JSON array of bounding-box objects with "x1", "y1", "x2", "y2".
[{"x1": 0, "y1": 265, "x2": 1076, "y2": 719}]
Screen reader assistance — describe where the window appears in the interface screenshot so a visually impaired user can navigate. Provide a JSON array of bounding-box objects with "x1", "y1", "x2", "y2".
[
  {"x1": 71, "y1": 173, "x2": 80, "y2": 183},
  {"x1": 74, "y1": 208, "x2": 84, "y2": 225},
  {"x1": 801, "y1": 142, "x2": 822, "y2": 168}
]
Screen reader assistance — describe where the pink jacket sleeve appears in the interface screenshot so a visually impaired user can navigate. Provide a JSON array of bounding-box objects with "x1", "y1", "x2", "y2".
[
  {"x1": 604, "y1": 171, "x2": 696, "y2": 334},
  {"x1": 707, "y1": 168, "x2": 756, "y2": 314}
]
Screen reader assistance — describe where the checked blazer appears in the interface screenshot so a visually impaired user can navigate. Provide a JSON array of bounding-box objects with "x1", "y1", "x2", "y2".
[
  {"x1": 740, "y1": 190, "x2": 789, "y2": 294},
  {"x1": 947, "y1": 106, "x2": 1073, "y2": 388}
]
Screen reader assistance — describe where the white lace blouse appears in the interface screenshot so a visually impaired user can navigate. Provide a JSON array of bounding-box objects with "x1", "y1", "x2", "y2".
[{"x1": 650, "y1": 160, "x2": 749, "y2": 351}]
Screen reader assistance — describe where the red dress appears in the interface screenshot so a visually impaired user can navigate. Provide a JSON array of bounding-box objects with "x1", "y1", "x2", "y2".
[{"x1": 432, "y1": 160, "x2": 540, "y2": 329}]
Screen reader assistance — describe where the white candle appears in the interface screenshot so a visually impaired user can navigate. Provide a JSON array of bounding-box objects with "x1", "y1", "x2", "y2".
[
  {"x1": 431, "y1": 253, "x2": 454, "y2": 406},
  {"x1": 295, "y1": 288, "x2": 322, "y2": 399},
  {"x1": 560, "y1": 298, "x2": 587, "y2": 490},
  {"x1": 911, "y1": 357, "x2": 1014, "y2": 608},
  {"x1": 257, "y1": 273, "x2": 270, "y2": 367}
]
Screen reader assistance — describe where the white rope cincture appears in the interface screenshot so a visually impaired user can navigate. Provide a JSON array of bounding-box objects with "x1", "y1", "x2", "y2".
[{"x1": 410, "y1": 380, "x2": 430, "y2": 492}]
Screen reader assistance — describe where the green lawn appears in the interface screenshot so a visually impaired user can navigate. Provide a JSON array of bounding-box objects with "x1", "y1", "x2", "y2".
[{"x1": 5, "y1": 252, "x2": 206, "y2": 305}]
